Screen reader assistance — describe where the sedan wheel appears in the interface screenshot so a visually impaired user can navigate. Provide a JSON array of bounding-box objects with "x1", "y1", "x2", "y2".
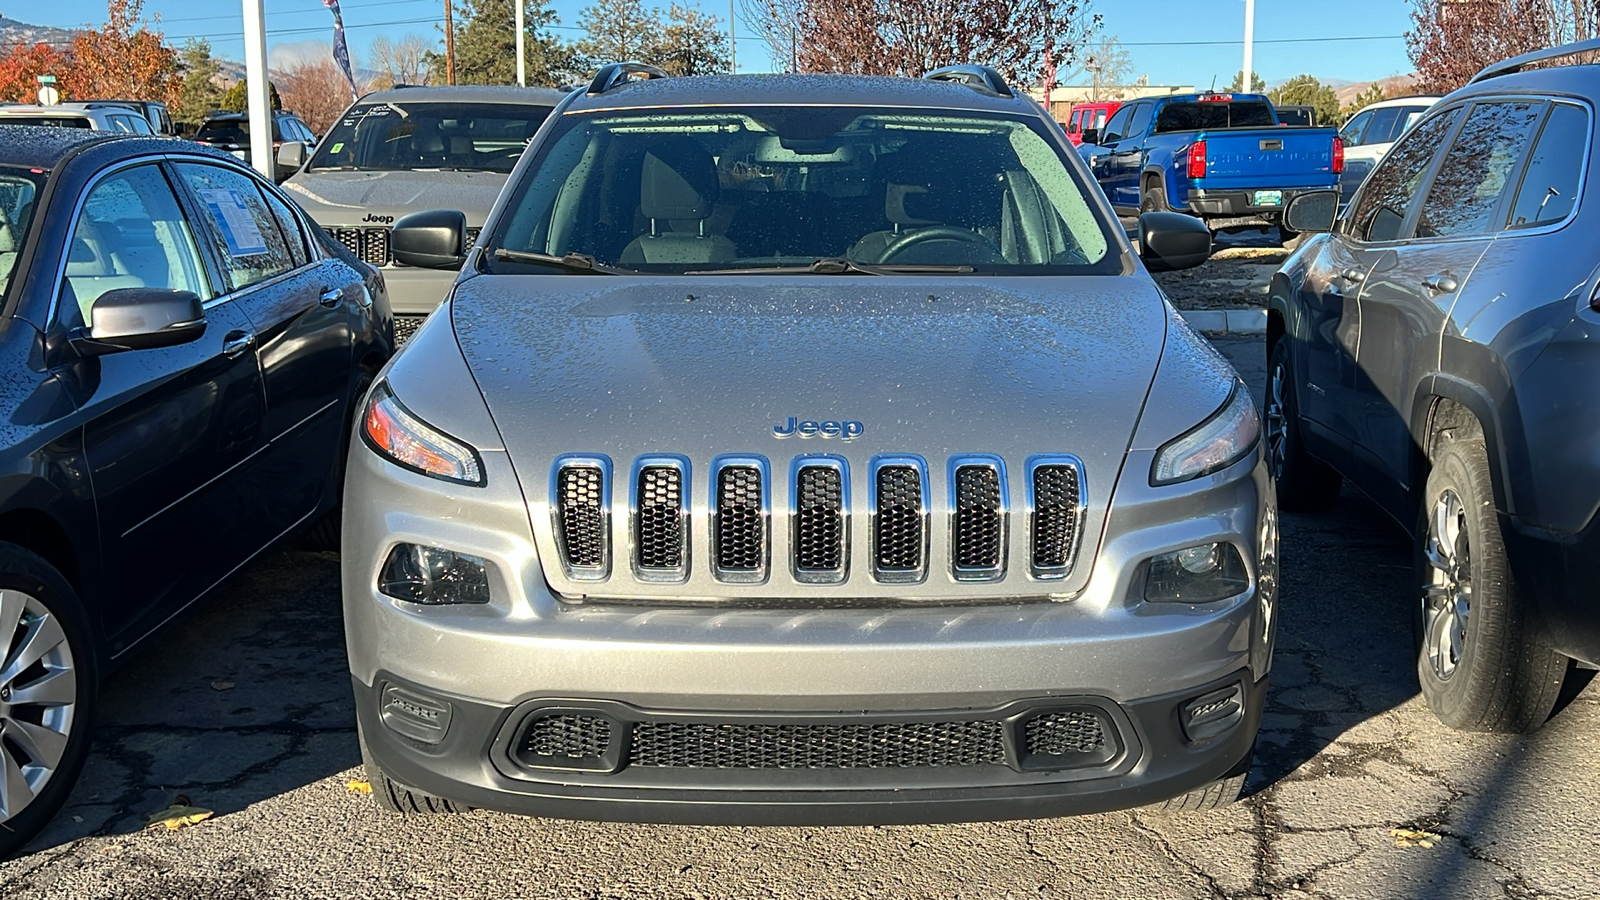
[{"x1": 0, "y1": 590, "x2": 78, "y2": 824}]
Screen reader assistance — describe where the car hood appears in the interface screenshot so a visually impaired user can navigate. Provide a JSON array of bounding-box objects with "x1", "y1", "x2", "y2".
[
  {"x1": 280, "y1": 169, "x2": 507, "y2": 227},
  {"x1": 450, "y1": 274, "x2": 1172, "y2": 601}
]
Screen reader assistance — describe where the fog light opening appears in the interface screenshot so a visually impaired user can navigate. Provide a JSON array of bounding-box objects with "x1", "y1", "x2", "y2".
[
  {"x1": 379, "y1": 543, "x2": 491, "y2": 605},
  {"x1": 380, "y1": 683, "x2": 453, "y2": 744},
  {"x1": 1181, "y1": 684, "x2": 1245, "y2": 742},
  {"x1": 1144, "y1": 542, "x2": 1249, "y2": 603}
]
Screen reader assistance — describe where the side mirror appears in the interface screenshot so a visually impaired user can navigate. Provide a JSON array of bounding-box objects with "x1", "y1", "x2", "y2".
[
  {"x1": 1080, "y1": 127, "x2": 1100, "y2": 146},
  {"x1": 392, "y1": 209, "x2": 468, "y2": 270},
  {"x1": 276, "y1": 140, "x2": 307, "y2": 173},
  {"x1": 72, "y1": 289, "x2": 205, "y2": 356},
  {"x1": 1282, "y1": 190, "x2": 1340, "y2": 234},
  {"x1": 1139, "y1": 211, "x2": 1212, "y2": 272}
]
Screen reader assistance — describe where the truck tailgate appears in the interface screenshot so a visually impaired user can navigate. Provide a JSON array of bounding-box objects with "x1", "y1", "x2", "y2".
[{"x1": 1195, "y1": 127, "x2": 1339, "y2": 191}]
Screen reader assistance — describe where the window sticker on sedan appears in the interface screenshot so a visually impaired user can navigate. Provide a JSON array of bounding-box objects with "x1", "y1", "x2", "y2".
[{"x1": 199, "y1": 188, "x2": 268, "y2": 256}]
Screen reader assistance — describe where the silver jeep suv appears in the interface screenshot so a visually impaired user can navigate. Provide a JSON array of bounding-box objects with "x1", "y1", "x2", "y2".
[
  {"x1": 282, "y1": 85, "x2": 566, "y2": 339},
  {"x1": 344, "y1": 64, "x2": 1277, "y2": 823}
]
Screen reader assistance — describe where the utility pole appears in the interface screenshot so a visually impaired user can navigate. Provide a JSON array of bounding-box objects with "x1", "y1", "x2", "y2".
[
  {"x1": 444, "y1": 0, "x2": 456, "y2": 85},
  {"x1": 1242, "y1": 0, "x2": 1255, "y2": 92},
  {"x1": 729, "y1": 0, "x2": 736, "y2": 73},
  {"x1": 515, "y1": 0, "x2": 525, "y2": 86}
]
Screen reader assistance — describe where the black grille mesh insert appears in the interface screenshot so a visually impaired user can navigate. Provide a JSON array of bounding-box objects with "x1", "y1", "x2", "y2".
[
  {"x1": 1032, "y1": 465, "x2": 1081, "y2": 570},
  {"x1": 874, "y1": 466, "x2": 924, "y2": 573},
  {"x1": 954, "y1": 466, "x2": 1003, "y2": 570},
  {"x1": 328, "y1": 226, "x2": 390, "y2": 266},
  {"x1": 523, "y1": 714, "x2": 612, "y2": 759},
  {"x1": 1024, "y1": 711, "x2": 1106, "y2": 756},
  {"x1": 557, "y1": 466, "x2": 606, "y2": 569},
  {"x1": 715, "y1": 466, "x2": 763, "y2": 572},
  {"x1": 631, "y1": 720, "x2": 1006, "y2": 769},
  {"x1": 637, "y1": 466, "x2": 684, "y2": 569},
  {"x1": 393, "y1": 314, "x2": 426, "y2": 345},
  {"x1": 795, "y1": 466, "x2": 844, "y2": 572}
]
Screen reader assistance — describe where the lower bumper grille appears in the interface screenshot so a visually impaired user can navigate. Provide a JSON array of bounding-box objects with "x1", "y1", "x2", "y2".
[
  {"x1": 393, "y1": 314, "x2": 426, "y2": 345},
  {"x1": 511, "y1": 706, "x2": 1118, "y2": 774}
]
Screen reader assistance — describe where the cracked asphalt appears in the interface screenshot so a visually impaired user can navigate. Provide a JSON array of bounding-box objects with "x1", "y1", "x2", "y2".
[{"x1": 2, "y1": 337, "x2": 1598, "y2": 900}]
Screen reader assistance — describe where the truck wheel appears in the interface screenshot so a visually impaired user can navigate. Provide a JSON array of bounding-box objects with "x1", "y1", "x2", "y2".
[
  {"x1": 1266, "y1": 339, "x2": 1342, "y2": 511},
  {"x1": 1149, "y1": 746, "x2": 1251, "y2": 813},
  {"x1": 1414, "y1": 434, "x2": 1567, "y2": 733},
  {"x1": 358, "y1": 719, "x2": 469, "y2": 814},
  {"x1": 0, "y1": 544, "x2": 97, "y2": 860},
  {"x1": 1140, "y1": 186, "x2": 1167, "y2": 214}
]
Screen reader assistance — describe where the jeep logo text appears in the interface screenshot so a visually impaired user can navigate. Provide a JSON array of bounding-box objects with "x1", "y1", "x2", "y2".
[
  {"x1": 362, "y1": 213, "x2": 395, "y2": 224},
  {"x1": 773, "y1": 417, "x2": 864, "y2": 441}
]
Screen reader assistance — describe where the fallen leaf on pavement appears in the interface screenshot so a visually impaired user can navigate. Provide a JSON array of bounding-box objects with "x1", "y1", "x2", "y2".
[
  {"x1": 145, "y1": 802, "x2": 214, "y2": 832},
  {"x1": 1390, "y1": 828, "x2": 1440, "y2": 848},
  {"x1": 346, "y1": 780, "x2": 373, "y2": 794},
  {"x1": 210, "y1": 680, "x2": 235, "y2": 691}
]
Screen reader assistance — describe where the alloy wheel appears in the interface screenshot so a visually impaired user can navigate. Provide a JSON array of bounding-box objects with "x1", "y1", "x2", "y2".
[
  {"x1": 1265, "y1": 361, "x2": 1289, "y2": 480},
  {"x1": 0, "y1": 589, "x2": 78, "y2": 824},
  {"x1": 1421, "y1": 489, "x2": 1472, "y2": 681}
]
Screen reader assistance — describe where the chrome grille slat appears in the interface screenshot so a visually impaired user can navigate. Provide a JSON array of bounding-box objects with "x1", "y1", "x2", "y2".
[
  {"x1": 552, "y1": 457, "x2": 611, "y2": 581},
  {"x1": 793, "y1": 462, "x2": 847, "y2": 582},
  {"x1": 713, "y1": 459, "x2": 768, "y2": 583},
  {"x1": 633, "y1": 460, "x2": 688, "y2": 580},
  {"x1": 325, "y1": 226, "x2": 391, "y2": 266},
  {"x1": 871, "y1": 458, "x2": 928, "y2": 583},
  {"x1": 951, "y1": 458, "x2": 1006, "y2": 580},
  {"x1": 1029, "y1": 457, "x2": 1084, "y2": 579}
]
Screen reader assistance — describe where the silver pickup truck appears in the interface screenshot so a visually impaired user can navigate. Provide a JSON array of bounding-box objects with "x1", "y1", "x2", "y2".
[{"x1": 281, "y1": 85, "x2": 565, "y2": 340}]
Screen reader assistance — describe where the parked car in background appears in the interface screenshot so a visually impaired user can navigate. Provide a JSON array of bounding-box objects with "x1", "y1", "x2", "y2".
[
  {"x1": 1274, "y1": 105, "x2": 1317, "y2": 127},
  {"x1": 1079, "y1": 92, "x2": 1343, "y2": 245},
  {"x1": 1267, "y1": 42, "x2": 1599, "y2": 734},
  {"x1": 1063, "y1": 100, "x2": 1120, "y2": 145},
  {"x1": 1336, "y1": 94, "x2": 1442, "y2": 198},
  {"x1": 96, "y1": 99, "x2": 175, "y2": 135},
  {"x1": 0, "y1": 127, "x2": 392, "y2": 857},
  {"x1": 344, "y1": 64, "x2": 1276, "y2": 826},
  {"x1": 0, "y1": 102, "x2": 156, "y2": 134},
  {"x1": 282, "y1": 85, "x2": 566, "y2": 341},
  {"x1": 192, "y1": 110, "x2": 318, "y2": 181}
]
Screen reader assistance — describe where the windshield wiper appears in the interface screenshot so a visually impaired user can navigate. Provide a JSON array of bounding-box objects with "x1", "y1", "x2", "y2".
[
  {"x1": 686, "y1": 257, "x2": 975, "y2": 276},
  {"x1": 491, "y1": 248, "x2": 625, "y2": 274}
]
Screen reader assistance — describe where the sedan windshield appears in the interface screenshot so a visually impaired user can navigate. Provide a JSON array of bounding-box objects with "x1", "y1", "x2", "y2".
[
  {"x1": 490, "y1": 106, "x2": 1118, "y2": 275},
  {"x1": 0, "y1": 166, "x2": 44, "y2": 301},
  {"x1": 308, "y1": 102, "x2": 555, "y2": 173}
]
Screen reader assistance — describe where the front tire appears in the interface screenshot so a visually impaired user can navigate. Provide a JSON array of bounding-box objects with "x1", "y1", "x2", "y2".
[
  {"x1": 358, "y1": 719, "x2": 467, "y2": 815},
  {"x1": 1414, "y1": 435, "x2": 1566, "y2": 732},
  {"x1": 1149, "y1": 746, "x2": 1251, "y2": 814},
  {"x1": 0, "y1": 544, "x2": 97, "y2": 860},
  {"x1": 1265, "y1": 339, "x2": 1342, "y2": 511},
  {"x1": 1140, "y1": 185, "x2": 1167, "y2": 214}
]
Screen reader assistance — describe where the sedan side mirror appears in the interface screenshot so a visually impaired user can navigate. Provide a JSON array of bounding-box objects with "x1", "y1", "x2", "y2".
[
  {"x1": 71, "y1": 288, "x2": 206, "y2": 356},
  {"x1": 1080, "y1": 127, "x2": 1100, "y2": 146},
  {"x1": 1282, "y1": 190, "x2": 1339, "y2": 234},
  {"x1": 275, "y1": 140, "x2": 307, "y2": 176},
  {"x1": 1139, "y1": 211, "x2": 1212, "y2": 272},
  {"x1": 392, "y1": 209, "x2": 468, "y2": 270}
]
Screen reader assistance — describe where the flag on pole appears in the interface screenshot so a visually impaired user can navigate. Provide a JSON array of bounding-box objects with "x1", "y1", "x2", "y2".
[{"x1": 323, "y1": 0, "x2": 359, "y2": 99}]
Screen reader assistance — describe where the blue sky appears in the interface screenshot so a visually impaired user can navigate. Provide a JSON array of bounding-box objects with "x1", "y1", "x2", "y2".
[{"x1": 25, "y1": 0, "x2": 1418, "y2": 87}]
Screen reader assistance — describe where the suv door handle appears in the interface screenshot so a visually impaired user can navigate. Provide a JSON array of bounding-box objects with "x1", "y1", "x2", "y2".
[
  {"x1": 222, "y1": 331, "x2": 256, "y2": 358},
  {"x1": 1340, "y1": 267, "x2": 1366, "y2": 284},
  {"x1": 319, "y1": 287, "x2": 343, "y2": 308},
  {"x1": 1422, "y1": 272, "x2": 1459, "y2": 294}
]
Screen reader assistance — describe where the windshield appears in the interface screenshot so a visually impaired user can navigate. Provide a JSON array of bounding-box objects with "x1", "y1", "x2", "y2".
[
  {"x1": 490, "y1": 106, "x2": 1118, "y2": 275},
  {"x1": 0, "y1": 116, "x2": 91, "y2": 129},
  {"x1": 1154, "y1": 101, "x2": 1277, "y2": 133},
  {"x1": 308, "y1": 102, "x2": 555, "y2": 173},
  {"x1": 0, "y1": 166, "x2": 44, "y2": 301}
]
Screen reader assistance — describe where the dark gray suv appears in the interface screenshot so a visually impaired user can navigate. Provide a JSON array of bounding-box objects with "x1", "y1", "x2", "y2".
[{"x1": 1268, "y1": 40, "x2": 1600, "y2": 733}]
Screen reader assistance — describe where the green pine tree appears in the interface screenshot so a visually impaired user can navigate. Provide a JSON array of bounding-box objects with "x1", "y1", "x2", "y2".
[
  {"x1": 219, "y1": 79, "x2": 282, "y2": 112},
  {"x1": 1267, "y1": 74, "x2": 1341, "y2": 127},
  {"x1": 174, "y1": 38, "x2": 224, "y2": 124}
]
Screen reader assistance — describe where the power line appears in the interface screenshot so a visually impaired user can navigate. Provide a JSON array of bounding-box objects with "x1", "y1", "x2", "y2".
[{"x1": 1121, "y1": 34, "x2": 1404, "y2": 47}]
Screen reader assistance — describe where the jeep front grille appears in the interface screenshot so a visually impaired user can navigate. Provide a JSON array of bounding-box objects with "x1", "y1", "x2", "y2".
[
  {"x1": 393, "y1": 314, "x2": 427, "y2": 345},
  {"x1": 548, "y1": 455, "x2": 1084, "y2": 592},
  {"x1": 327, "y1": 226, "x2": 390, "y2": 266}
]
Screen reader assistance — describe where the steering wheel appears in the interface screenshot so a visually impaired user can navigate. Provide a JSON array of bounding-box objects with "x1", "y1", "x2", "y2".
[{"x1": 878, "y1": 226, "x2": 1001, "y2": 264}]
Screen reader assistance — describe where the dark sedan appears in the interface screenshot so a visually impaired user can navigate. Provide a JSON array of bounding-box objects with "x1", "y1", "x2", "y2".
[{"x1": 0, "y1": 127, "x2": 391, "y2": 854}]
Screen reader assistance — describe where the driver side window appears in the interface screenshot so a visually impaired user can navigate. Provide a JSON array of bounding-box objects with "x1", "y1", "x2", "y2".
[{"x1": 1101, "y1": 106, "x2": 1134, "y2": 144}]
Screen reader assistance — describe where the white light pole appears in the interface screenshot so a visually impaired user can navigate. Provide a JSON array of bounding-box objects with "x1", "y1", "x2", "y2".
[
  {"x1": 242, "y1": 0, "x2": 273, "y2": 179},
  {"x1": 515, "y1": 0, "x2": 525, "y2": 86},
  {"x1": 1242, "y1": 0, "x2": 1255, "y2": 92}
]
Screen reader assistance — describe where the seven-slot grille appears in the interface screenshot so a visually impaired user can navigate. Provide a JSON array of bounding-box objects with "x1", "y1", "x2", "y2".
[
  {"x1": 551, "y1": 456, "x2": 1083, "y2": 587},
  {"x1": 325, "y1": 225, "x2": 481, "y2": 267}
]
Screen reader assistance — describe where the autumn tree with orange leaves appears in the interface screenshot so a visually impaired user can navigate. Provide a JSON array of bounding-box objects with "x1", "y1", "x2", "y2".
[
  {"x1": 65, "y1": 0, "x2": 181, "y2": 104},
  {"x1": 0, "y1": 43, "x2": 70, "y2": 103}
]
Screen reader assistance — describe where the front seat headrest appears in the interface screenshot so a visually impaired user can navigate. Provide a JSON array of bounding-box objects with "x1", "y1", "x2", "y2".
[{"x1": 641, "y1": 137, "x2": 720, "y2": 221}]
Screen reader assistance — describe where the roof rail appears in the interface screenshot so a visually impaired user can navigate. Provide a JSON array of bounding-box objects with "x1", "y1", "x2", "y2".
[
  {"x1": 1470, "y1": 37, "x2": 1600, "y2": 84},
  {"x1": 923, "y1": 64, "x2": 1013, "y2": 98},
  {"x1": 587, "y1": 62, "x2": 671, "y2": 95}
]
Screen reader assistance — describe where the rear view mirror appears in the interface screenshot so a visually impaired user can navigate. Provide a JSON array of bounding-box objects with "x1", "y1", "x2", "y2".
[
  {"x1": 1139, "y1": 212, "x2": 1212, "y2": 272},
  {"x1": 1282, "y1": 190, "x2": 1339, "y2": 234},
  {"x1": 72, "y1": 288, "x2": 205, "y2": 356},
  {"x1": 1080, "y1": 127, "x2": 1100, "y2": 146},
  {"x1": 392, "y1": 209, "x2": 468, "y2": 270}
]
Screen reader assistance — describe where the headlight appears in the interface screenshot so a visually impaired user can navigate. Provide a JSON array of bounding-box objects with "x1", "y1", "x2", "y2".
[
  {"x1": 1150, "y1": 382, "x2": 1260, "y2": 486},
  {"x1": 1144, "y1": 543, "x2": 1249, "y2": 603},
  {"x1": 361, "y1": 382, "x2": 484, "y2": 485}
]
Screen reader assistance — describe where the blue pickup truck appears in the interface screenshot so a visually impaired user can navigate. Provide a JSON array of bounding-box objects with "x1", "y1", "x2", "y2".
[{"x1": 1078, "y1": 93, "x2": 1343, "y2": 243}]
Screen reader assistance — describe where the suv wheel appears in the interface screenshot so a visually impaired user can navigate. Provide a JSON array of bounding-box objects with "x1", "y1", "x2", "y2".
[
  {"x1": 0, "y1": 544, "x2": 96, "y2": 859},
  {"x1": 1265, "y1": 339, "x2": 1341, "y2": 511},
  {"x1": 357, "y1": 719, "x2": 468, "y2": 815},
  {"x1": 1149, "y1": 745, "x2": 1251, "y2": 814},
  {"x1": 1414, "y1": 434, "x2": 1566, "y2": 732}
]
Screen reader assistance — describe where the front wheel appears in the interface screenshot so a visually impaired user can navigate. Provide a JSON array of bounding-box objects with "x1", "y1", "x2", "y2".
[
  {"x1": 1414, "y1": 435, "x2": 1566, "y2": 732},
  {"x1": 1265, "y1": 339, "x2": 1342, "y2": 511},
  {"x1": 0, "y1": 544, "x2": 97, "y2": 860},
  {"x1": 1148, "y1": 745, "x2": 1251, "y2": 814}
]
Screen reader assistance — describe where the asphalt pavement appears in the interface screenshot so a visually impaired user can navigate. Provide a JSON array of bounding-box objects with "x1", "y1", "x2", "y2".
[{"x1": 1, "y1": 337, "x2": 1597, "y2": 900}]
